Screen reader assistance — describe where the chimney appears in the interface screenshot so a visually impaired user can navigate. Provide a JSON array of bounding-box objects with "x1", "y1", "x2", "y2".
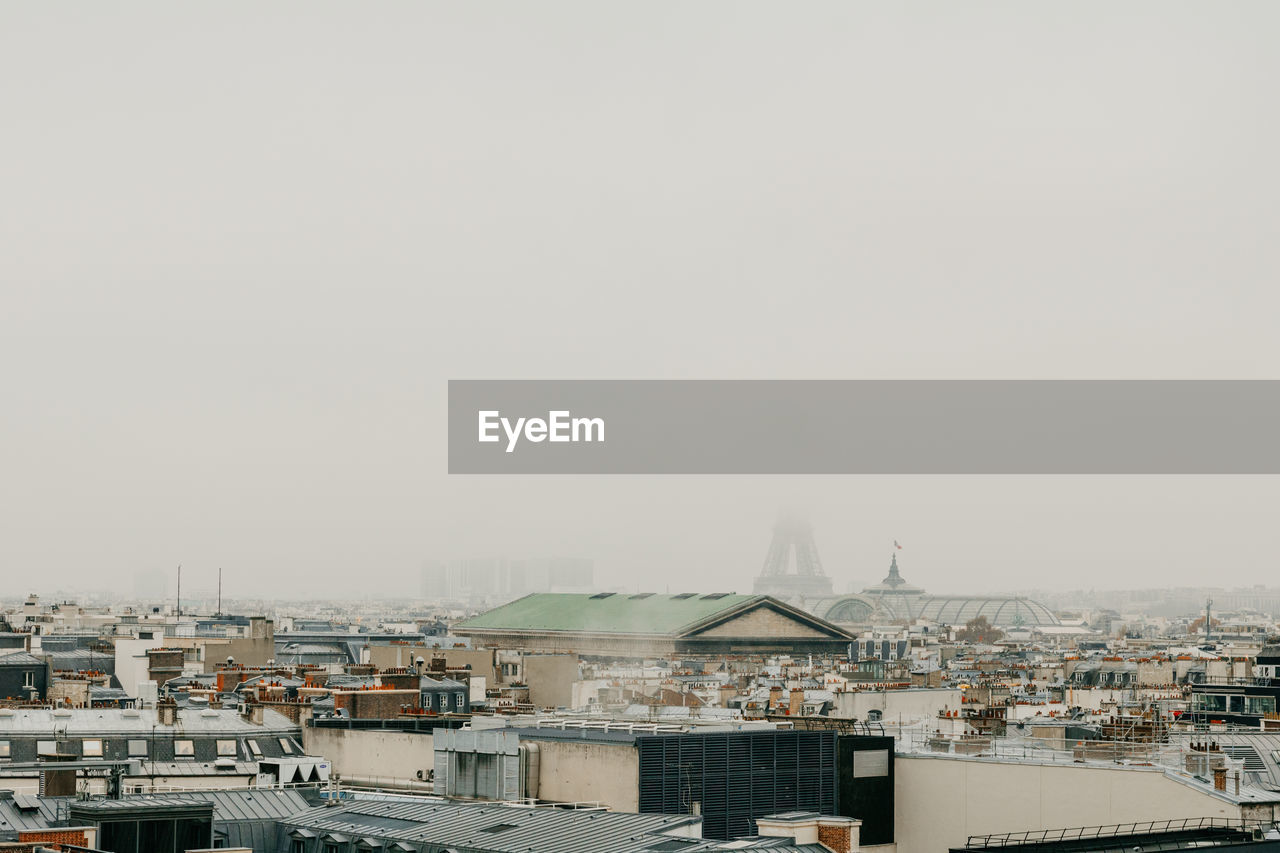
[
  {"x1": 789, "y1": 688, "x2": 805, "y2": 716},
  {"x1": 1214, "y1": 767, "x2": 1227, "y2": 791},
  {"x1": 769, "y1": 686, "x2": 783, "y2": 711},
  {"x1": 756, "y1": 814, "x2": 859, "y2": 853},
  {"x1": 818, "y1": 817, "x2": 859, "y2": 853},
  {"x1": 157, "y1": 699, "x2": 177, "y2": 727}
]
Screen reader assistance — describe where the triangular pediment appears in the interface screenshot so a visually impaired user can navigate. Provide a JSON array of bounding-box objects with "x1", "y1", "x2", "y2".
[{"x1": 686, "y1": 602, "x2": 839, "y2": 639}]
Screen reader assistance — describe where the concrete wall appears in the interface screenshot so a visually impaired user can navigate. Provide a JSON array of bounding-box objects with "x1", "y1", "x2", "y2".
[
  {"x1": 303, "y1": 724, "x2": 640, "y2": 807},
  {"x1": 895, "y1": 755, "x2": 1252, "y2": 853},
  {"x1": 179, "y1": 635, "x2": 276, "y2": 673},
  {"x1": 531, "y1": 738, "x2": 639, "y2": 811},
  {"x1": 303, "y1": 726, "x2": 435, "y2": 785},
  {"x1": 114, "y1": 636, "x2": 165, "y2": 698},
  {"x1": 332, "y1": 689, "x2": 419, "y2": 719},
  {"x1": 139, "y1": 773, "x2": 259, "y2": 791},
  {"x1": 47, "y1": 679, "x2": 92, "y2": 708},
  {"x1": 523, "y1": 655, "x2": 580, "y2": 709}
]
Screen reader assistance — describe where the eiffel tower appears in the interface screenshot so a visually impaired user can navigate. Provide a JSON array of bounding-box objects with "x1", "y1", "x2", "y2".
[{"x1": 753, "y1": 514, "x2": 834, "y2": 602}]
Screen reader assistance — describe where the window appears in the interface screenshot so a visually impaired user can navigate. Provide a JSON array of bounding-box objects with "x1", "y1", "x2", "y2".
[
  {"x1": 82, "y1": 739, "x2": 103, "y2": 757},
  {"x1": 174, "y1": 739, "x2": 195, "y2": 757},
  {"x1": 1194, "y1": 693, "x2": 1228, "y2": 712},
  {"x1": 216, "y1": 739, "x2": 238, "y2": 757},
  {"x1": 292, "y1": 842, "x2": 306, "y2": 853},
  {"x1": 1248, "y1": 696, "x2": 1276, "y2": 715},
  {"x1": 128, "y1": 739, "x2": 148, "y2": 758},
  {"x1": 23, "y1": 671, "x2": 34, "y2": 688},
  {"x1": 324, "y1": 844, "x2": 338, "y2": 853},
  {"x1": 0, "y1": 741, "x2": 9, "y2": 758},
  {"x1": 279, "y1": 738, "x2": 295, "y2": 754},
  {"x1": 248, "y1": 739, "x2": 263, "y2": 758}
]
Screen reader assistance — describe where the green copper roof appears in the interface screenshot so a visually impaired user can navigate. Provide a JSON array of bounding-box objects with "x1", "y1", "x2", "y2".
[{"x1": 455, "y1": 592, "x2": 763, "y2": 637}]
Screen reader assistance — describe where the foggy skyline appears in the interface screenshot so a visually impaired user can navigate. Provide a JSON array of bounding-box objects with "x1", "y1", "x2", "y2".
[{"x1": 2, "y1": 4, "x2": 1278, "y2": 598}]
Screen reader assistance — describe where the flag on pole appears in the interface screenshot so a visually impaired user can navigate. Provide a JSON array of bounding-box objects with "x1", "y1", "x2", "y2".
[{"x1": 894, "y1": 540, "x2": 902, "y2": 549}]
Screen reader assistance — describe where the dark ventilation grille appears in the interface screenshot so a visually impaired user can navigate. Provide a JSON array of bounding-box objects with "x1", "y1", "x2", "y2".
[
  {"x1": 700, "y1": 593, "x2": 732, "y2": 600},
  {"x1": 630, "y1": 593, "x2": 656, "y2": 600},
  {"x1": 479, "y1": 822, "x2": 519, "y2": 833},
  {"x1": 589, "y1": 592, "x2": 616, "y2": 599},
  {"x1": 671, "y1": 593, "x2": 697, "y2": 600},
  {"x1": 636, "y1": 730, "x2": 837, "y2": 841}
]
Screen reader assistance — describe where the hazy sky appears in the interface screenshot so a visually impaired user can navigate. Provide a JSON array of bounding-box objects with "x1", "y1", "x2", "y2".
[{"x1": 2, "y1": 3, "x2": 1278, "y2": 599}]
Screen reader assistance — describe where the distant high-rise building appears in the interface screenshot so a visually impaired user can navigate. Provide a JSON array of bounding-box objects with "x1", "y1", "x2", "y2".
[
  {"x1": 132, "y1": 568, "x2": 171, "y2": 601},
  {"x1": 421, "y1": 557, "x2": 594, "y2": 601},
  {"x1": 508, "y1": 557, "x2": 594, "y2": 595}
]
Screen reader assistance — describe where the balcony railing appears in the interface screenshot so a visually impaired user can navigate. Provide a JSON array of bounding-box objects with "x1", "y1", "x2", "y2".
[{"x1": 966, "y1": 817, "x2": 1276, "y2": 849}]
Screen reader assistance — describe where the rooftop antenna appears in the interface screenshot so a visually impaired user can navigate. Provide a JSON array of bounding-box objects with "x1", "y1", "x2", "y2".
[
  {"x1": 217, "y1": 568, "x2": 222, "y2": 617},
  {"x1": 176, "y1": 564, "x2": 182, "y2": 618},
  {"x1": 1204, "y1": 598, "x2": 1213, "y2": 645}
]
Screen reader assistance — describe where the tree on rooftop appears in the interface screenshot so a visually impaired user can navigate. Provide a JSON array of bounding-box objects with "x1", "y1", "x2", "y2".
[
  {"x1": 1187, "y1": 615, "x2": 1221, "y2": 634},
  {"x1": 957, "y1": 615, "x2": 1004, "y2": 644}
]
